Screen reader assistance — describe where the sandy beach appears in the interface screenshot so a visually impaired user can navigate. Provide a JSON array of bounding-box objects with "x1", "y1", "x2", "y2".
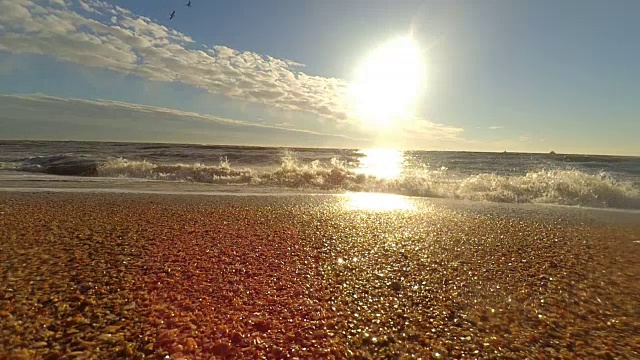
[{"x1": 1, "y1": 192, "x2": 639, "y2": 359}]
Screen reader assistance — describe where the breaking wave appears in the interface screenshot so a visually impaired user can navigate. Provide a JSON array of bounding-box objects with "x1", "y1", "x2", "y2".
[{"x1": 14, "y1": 153, "x2": 640, "y2": 209}]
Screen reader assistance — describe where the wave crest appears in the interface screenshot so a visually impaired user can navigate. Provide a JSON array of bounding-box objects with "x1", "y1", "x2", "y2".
[
  {"x1": 13, "y1": 153, "x2": 640, "y2": 209},
  {"x1": 447, "y1": 170, "x2": 638, "y2": 209},
  {"x1": 98, "y1": 158, "x2": 254, "y2": 184}
]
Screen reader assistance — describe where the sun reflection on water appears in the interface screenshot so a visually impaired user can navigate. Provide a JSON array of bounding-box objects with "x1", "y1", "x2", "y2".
[
  {"x1": 356, "y1": 148, "x2": 405, "y2": 180},
  {"x1": 343, "y1": 192, "x2": 416, "y2": 212}
]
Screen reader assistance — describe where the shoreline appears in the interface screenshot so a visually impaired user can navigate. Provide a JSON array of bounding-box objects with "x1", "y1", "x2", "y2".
[
  {"x1": 2, "y1": 186, "x2": 640, "y2": 222},
  {"x1": 2, "y1": 155, "x2": 640, "y2": 212},
  {"x1": 1, "y1": 192, "x2": 639, "y2": 358}
]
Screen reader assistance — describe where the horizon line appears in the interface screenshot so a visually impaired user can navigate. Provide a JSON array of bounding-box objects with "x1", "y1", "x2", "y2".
[{"x1": 1, "y1": 138, "x2": 638, "y2": 158}]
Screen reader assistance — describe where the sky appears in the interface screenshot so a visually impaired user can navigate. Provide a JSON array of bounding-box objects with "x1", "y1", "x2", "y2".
[{"x1": 0, "y1": 0, "x2": 639, "y2": 155}]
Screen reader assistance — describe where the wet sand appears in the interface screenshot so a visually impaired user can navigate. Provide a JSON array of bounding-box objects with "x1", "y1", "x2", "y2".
[{"x1": 1, "y1": 192, "x2": 639, "y2": 359}]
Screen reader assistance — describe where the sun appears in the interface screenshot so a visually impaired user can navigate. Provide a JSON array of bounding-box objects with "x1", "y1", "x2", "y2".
[{"x1": 350, "y1": 36, "x2": 427, "y2": 128}]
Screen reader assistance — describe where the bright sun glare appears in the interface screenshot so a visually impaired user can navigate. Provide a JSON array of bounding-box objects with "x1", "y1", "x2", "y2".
[
  {"x1": 351, "y1": 36, "x2": 426, "y2": 128},
  {"x1": 356, "y1": 148, "x2": 405, "y2": 180},
  {"x1": 343, "y1": 193, "x2": 416, "y2": 212}
]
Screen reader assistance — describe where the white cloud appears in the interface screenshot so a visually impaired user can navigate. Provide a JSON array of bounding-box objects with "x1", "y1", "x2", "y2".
[
  {"x1": 78, "y1": 0, "x2": 100, "y2": 14},
  {"x1": 403, "y1": 119, "x2": 465, "y2": 141},
  {"x1": 47, "y1": 0, "x2": 66, "y2": 7},
  {"x1": 519, "y1": 135, "x2": 530, "y2": 141},
  {"x1": 488, "y1": 125, "x2": 503, "y2": 130},
  {"x1": 0, "y1": 94, "x2": 356, "y2": 146},
  {"x1": 275, "y1": 122, "x2": 294, "y2": 127},
  {"x1": 0, "y1": 0, "x2": 352, "y2": 122}
]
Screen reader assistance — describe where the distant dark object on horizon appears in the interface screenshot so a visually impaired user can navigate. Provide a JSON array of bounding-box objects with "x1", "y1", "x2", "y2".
[
  {"x1": 549, "y1": 151, "x2": 556, "y2": 155},
  {"x1": 170, "y1": 10, "x2": 176, "y2": 20}
]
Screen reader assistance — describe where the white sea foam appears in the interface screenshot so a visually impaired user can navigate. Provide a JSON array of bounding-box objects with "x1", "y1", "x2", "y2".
[
  {"x1": 84, "y1": 154, "x2": 640, "y2": 209},
  {"x1": 98, "y1": 157, "x2": 254, "y2": 184},
  {"x1": 5, "y1": 145, "x2": 637, "y2": 209},
  {"x1": 0, "y1": 162, "x2": 20, "y2": 170}
]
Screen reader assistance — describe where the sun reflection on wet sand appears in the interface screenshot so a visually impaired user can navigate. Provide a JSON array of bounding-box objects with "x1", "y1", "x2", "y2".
[
  {"x1": 356, "y1": 148, "x2": 405, "y2": 180},
  {"x1": 343, "y1": 192, "x2": 416, "y2": 211}
]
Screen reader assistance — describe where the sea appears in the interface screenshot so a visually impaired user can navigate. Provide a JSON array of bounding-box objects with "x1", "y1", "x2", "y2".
[{"x1": 1, "y1": 140, "x2": 639, "y2": 210}]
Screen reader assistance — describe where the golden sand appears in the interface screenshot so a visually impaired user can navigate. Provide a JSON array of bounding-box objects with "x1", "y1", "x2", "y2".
[{"x1": 0, "y1": 193, "x2": 639, "y2": 359}]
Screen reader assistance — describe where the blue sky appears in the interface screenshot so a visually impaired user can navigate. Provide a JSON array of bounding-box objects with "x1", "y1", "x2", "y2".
[{"x1": 0, "y1": 0, "x2": 638, "y2": 154}]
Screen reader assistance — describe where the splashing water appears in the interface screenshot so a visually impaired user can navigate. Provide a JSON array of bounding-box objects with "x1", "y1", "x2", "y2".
[{"x1": 2, "y1": 141, "x2": 639, "y2": 209}]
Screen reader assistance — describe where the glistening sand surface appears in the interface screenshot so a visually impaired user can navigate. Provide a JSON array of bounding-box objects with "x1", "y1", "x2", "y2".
[{"x1": 1, "y1": 192, "x2": 639, "y2": 359}]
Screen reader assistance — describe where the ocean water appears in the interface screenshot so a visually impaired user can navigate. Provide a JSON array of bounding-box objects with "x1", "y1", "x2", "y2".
[{"x1": 1, "y1": 140, "x2": 639, "y2": 209}]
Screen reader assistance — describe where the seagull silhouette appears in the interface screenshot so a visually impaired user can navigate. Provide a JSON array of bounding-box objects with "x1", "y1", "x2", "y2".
[{"x1": 169, "y1": 10, "x2": 175, "y2": 20}]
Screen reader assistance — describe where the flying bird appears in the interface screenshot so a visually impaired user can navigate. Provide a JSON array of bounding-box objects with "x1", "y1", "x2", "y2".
[
  {"x1": 186, "y1": 1, "x2": 191, "y2": 7},
  {"x1": 169, "y1": 10, "x2": 175, "y2": 20}
]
